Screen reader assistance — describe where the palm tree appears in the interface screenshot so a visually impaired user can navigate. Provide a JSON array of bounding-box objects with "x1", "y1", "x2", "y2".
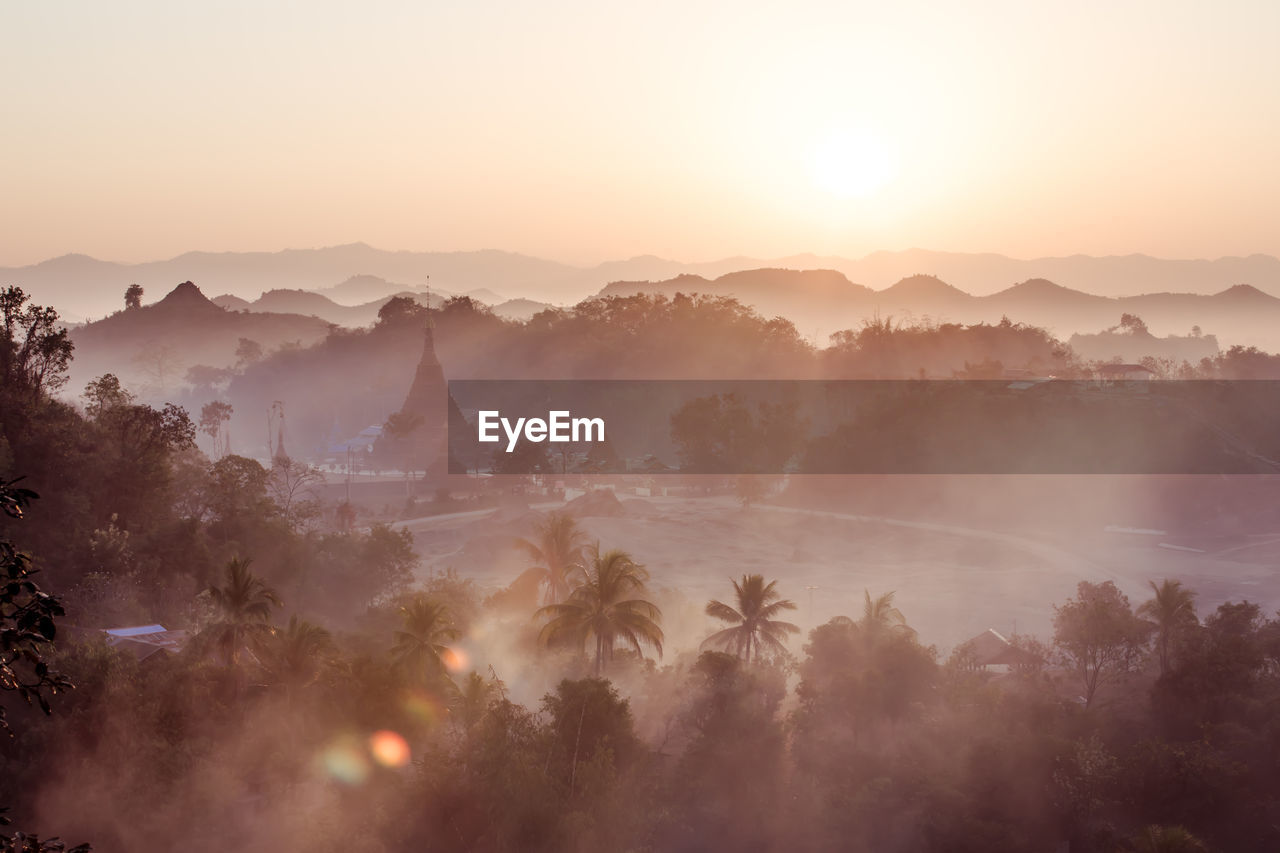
[
  {"x1": 702, "y1": 574, "x2": 800, "y2": 663},
  {"x1": 453, "y1": 669, "x2": 505, "y2": 730},
  {"x1": 392, "y1": 595, "x2": 460, "y2": 684},
  {"x1": 205, "y1": 557, "x2": 281, "y2": 669},
  {"x1": 515, "y1": 511, "x2": 587, "y2": 605},
  {"x1": 1137, "y1": 579, "x2": 1197, "y2": 676},
  {"x1": 859, "y1": 590, "x2": 916, "y2": 646},
  {"x1": 255, "y1": 615, "x2": 334, "y2": 698},
  {"x1": 536, "y1": 545, "x2": 663, "y2": 674}
]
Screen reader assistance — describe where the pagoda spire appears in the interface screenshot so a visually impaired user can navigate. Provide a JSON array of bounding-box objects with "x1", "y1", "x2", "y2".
[{"x1": 397, "y1": 289, "x2": 445, "y2": 422}]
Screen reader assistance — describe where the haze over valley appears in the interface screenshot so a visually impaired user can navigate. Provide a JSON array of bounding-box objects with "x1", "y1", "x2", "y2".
[{"x1": 7, "y1": 1, "x2": 1280, "y2": 850}]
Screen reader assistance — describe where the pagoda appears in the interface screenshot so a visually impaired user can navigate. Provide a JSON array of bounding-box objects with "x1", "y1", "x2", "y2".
[{"x1": 377, "y1": 319, "x2": 452, "y2": 477}]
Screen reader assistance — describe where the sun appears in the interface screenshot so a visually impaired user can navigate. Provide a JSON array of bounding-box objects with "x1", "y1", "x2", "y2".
[{"x1": 807, "y1": 127, "x2": 898, "y2": 199}]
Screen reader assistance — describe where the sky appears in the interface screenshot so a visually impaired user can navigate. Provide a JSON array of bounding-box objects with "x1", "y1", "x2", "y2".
[{"x1": 4, "y1": 1, "x2": 1279, "y2": 267}]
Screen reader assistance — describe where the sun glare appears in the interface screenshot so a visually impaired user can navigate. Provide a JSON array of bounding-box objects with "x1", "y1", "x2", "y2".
[{"x1": 807, "y1": 128, "x2": 898, "y2": 199}]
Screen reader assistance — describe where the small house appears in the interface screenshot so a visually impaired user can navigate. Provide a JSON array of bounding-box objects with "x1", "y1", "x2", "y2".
[{"x1": 102, "y1": 624, "x2": 188, "y2": 662}]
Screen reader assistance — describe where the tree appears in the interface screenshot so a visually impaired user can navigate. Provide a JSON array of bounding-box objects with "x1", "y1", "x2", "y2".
[
  {"x1": 859, "y1": 589, "x2": 916, "y2": 646},
  {"x1": 184, "y1": 364, "x2": 233, "y2": 398},
  {"x1": 84, "y1": 375, "x2": 195, "y2": 463},
  {"x1": 702, "y1": 574, "x2": 799, "y2": 663},
  {"x1": 536, "y1": 546, "x2": 663, "y2": 674},
  {"x1": 540, "y1": 677, "x2": 641, "y2": 798},
  {"x1": 123, "y1": 284, "x2": 143, "y2": 310},
  {"x1": 376, "y1": 296, "x2": 430, "y2": 328},
  {"x1": 1053, "y1": 581, "x2": 1151, "y2": 708},
  {"x1": 203, "y1": 557, "x2": 281, "y2": 671},
  {"x1": 82, "y1": 375, "x2": 133, "y2": 420},
  {"x1": 452, "y1": 670, "x2": 505, "y2": 732},
  {"x1": 670, "y1": 393, "x2": 806, "y2": 474},
  {"x1": 793, "y1": 610, "x2": 937, "y2": 756},
  {"x1": 1137, "y1": 579, "x2": 1198, "y2": 676},
  {"x1": 254, "y1": 615, "x2": 333, "y2": 699},
  {"x1": 0, "y1": 481, "x2": 91, "y2": 852},
  {"x1": 514, "y1": 511, "x2": 587, "y2": 605},
  {"x1": 0, "y1": 480, "x2": 73, "y2": 730},
  {"x1": 1152, "y1": 599, "x2": 1272, "y2": 736},
  {"x1": 96, "y1": 400, "x2": 196, "y2": 471},
  {"x1": 378, "y1": 410, "x2": 425, "y2": 483},
  {"x1": 0, "y1": 287, "x2": 74, "y2": 402},
  {"x1": 267, "y1": 457, "x2": 323, "y2": 530},
  {"x1": 361, "y1": 524, "x2": 419, "y2": 600},
  {"x1": 234, "y1": 338, "x2": 263, "y2": 369},
  {"x1": 130, "y1": 343, "x2": 181, "y2": 395},
  {"x1": 392, "y1": 596, "x2": 460, "y2": 685},
  {"x1": 81, "y1": 386, "x2": 196, "y2": 528},
  {"x1": 1118, "y1": 313, "x2": 1150, "y2": 335},
  {"x1": 198, "y1": 401, "x2": 233, "y2": 458},
  {"x1": 663, "y1": 652, "x2": 787, "y2": 851},
  {"x1": 203, "y1": 455, "x2": 275, "y2": 536}
]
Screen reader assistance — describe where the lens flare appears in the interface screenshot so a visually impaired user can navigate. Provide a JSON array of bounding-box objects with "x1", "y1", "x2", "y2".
[
  {"x1": 320, "y1": 738, "x2": 370, "y2": 785},
  {"x1": 369, "y1": 730, "x2": 411, "y2": 768},
  {"x1": 441, "y1": 646, "x2": 469, "y2": 673},
  {"x1": 401, "y1": 688, "x2": 444, "y2": 725}
]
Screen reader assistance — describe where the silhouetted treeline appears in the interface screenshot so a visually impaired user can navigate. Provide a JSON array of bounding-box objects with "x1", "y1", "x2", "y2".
[
  {"x1": 61, "y1": 282, "x2": 1280, "y2": 458},
  {"x1": 219, "y1": 295, "x2": 1092, "y2": 455}
]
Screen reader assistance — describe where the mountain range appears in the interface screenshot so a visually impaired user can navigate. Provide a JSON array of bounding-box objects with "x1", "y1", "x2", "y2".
[
  {"x1": 210, "y1": 280, "x2": 544, "y2": 327},
  {"x1": 598, "y1": 270, "x2": 1280, "y2": 350},
  {"x1": 7, "y1": 243, "x2": 1280, "y2": 324}
]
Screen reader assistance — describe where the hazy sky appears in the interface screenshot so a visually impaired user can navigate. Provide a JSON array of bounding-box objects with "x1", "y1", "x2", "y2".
[{"x1": 4, "y1": 1, "x2": 1279, "y2": 267}]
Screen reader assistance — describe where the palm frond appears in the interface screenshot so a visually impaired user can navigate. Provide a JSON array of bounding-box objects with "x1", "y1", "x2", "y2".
[{"x1": 706, "y1": 599, "x2": 745, "y2": 623}]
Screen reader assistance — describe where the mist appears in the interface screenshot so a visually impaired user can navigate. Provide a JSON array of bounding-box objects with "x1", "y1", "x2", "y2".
[{"x1": 4, "y1": 275, "x2": 1280, "y2": 852}]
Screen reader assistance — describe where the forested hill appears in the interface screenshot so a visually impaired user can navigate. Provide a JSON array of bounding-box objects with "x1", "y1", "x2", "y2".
[{"x1": 68, "y1": 281, "x2": 331, "y2": 398}]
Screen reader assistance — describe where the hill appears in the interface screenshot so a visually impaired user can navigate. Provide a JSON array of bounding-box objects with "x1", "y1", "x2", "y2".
[
  {"x1": 70, "y1": 281, "x2": 332, "y2": 397},
  {"x1": 491, "y1": 297, "x2": 556, "y2": 321},
  {"x1": 313, "y1": 274, "x2": 423, "y2": 305},
  {"x1": 599, "y1": 268, "x2": 878, "y2": 337},
  {"x1": 209, "y1": 289, "x2": 446, "y2": 326}
]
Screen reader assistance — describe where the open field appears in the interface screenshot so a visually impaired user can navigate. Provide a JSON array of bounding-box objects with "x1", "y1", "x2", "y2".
[{"x1": 398, "y1": 493, "x2": 1280, "y2": 654}]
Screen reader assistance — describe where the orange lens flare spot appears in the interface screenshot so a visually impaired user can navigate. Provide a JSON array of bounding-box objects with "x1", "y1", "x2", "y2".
[
  {"x1": 441, "y1": 646, "x2": 469, "y2": 673},
  {"x1": 369, "y1": 730, "x2": 411, "y2": 768}
]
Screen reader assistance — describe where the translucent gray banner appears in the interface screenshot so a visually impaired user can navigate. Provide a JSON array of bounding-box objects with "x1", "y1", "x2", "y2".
[{"x1": 444, "y1": 380, "x2": 1280, "y2": 475}]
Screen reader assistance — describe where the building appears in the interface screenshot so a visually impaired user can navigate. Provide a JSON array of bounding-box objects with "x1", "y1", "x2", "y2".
[
  {"x1": 958, "y1": 628, "x2": 1038, "y2": 669},
  {"x1": 102, "y1": 624, "x2": 188, "y2": 662},
  {"x1": 374, "y1": 321, "x2": 468, "y2": 478}
]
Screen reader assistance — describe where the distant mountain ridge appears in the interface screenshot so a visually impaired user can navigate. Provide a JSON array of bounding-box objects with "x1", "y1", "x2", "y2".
[
  {"x1": 596, "y1": 269, "x2": 1280, "y2": 350},
  {"x1": 211, "y1": 279, "x2": 549, "y2": 326},
  {"x1": 7, "y1": 243, "x2": 1280, "y2": 322}
]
